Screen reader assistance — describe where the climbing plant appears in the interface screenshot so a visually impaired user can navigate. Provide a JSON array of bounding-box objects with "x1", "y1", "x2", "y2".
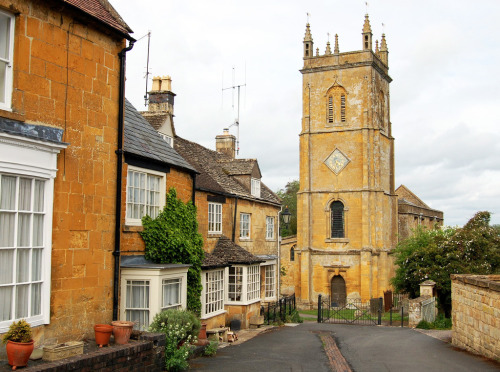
[{"x1": 140, "y1": 188, "x2": 204, "y2": 314}]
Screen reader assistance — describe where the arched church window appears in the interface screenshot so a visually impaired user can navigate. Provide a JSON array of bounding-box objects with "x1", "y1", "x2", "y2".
[
  {"x1": 326, "y1": 85, "x2": 347, "y2": 124},
  {"x1": 290, "y1": 245, "x2": 295, "y2": 261},
  {"x1": 331, "y1": 201, "x2": 345, "y2": 238}
]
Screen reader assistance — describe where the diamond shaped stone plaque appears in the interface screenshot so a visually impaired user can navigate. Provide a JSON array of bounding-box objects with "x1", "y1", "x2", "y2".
[{"x1": 324, "y1": 148, "x2": 350, "y2": 175}]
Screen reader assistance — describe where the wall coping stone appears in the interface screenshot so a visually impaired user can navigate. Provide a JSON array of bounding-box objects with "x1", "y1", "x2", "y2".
[{"x1": 451, "y1": 274, "x2": 500, "y2": 292}]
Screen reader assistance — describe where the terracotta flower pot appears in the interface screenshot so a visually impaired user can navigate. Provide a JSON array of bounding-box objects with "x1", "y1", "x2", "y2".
[
  {"x1": 195, "y1": 323, "x2": 209, "y2": 346},
  {"x1": 111, "y1": 321, "x2": 134, "y2": 345},
  {"x1": 94, "y1": 324, "x2": 113, "y2": 347},
  {"x1": 6, "y1": 340, "x2": 34, "y2": 370}
]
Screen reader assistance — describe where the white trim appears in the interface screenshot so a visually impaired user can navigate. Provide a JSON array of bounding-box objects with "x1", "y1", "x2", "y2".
[
  {"x1": 239, "y1": 212, "x2": 251, "y2": 239},
  {"x1": 125, "y1": 165, "x2": 166, "y2": 226},
  {"x1": 0, "y1": 9, "x2": 15, "y2": 111},
  {"x1": 224, "y1": 265, "x2": 261, "y2": 305},
  {"x1": 266, "y1": 216, "x2": 275, "y2": 240},
  {"x1": 0, "y1": 134, "x2": 65, "y2": 332},
  {"x1": 208, "y1": 202, "x2": 222, "y2": 234},
  {"x1": 201, "y1": 268, "x2": 225, "y2": 319},
  {"x1": 251, "y1": 178, "x2": 261, "y2": 198}
]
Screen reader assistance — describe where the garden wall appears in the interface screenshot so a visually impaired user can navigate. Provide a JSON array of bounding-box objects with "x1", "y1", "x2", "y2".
[
  {"x1": 451, "y1": 274, "x2": 500, "y2": 361},
  {"x1": 16, "y1": 333, "x2": 165, "y2": 372}
]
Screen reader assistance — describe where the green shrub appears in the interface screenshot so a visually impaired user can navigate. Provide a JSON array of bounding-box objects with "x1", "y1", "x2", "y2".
[
  {"x1": 2, "y1": 319, "x2": 32, "y2": 344},
  {"x1": 432, "y1": 314, "x2": 452, "y2": 330},
  {"x1": 285, "y1": 309, "x2": 303, "y2": 324},
  {"x1": 149, "y1": 309, "x2": 201, "y2": 371},
  {"x1": 416, "y1": 320, "x2": 432, "y2": 329},
  {"x1": 203, "y1": 341, "x2": 218, "y2": 357}
]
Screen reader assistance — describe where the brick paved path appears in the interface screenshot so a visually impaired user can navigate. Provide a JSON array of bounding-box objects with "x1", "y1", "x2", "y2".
[{"x1": 319, "y1": 333, "x2": 352, "y2": 372}]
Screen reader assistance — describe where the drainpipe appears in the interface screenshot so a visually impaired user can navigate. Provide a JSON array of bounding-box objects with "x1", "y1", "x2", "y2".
[
  {"x1": 277, "y1": 205, "x2": 282, "y2": 300},
  {"x1": 191, "y1": 173, "x2": 196, "y2": 205},
  {"x1": 231, "y1": 196, "x2": 239, "y2": 242},
  {"x1": 113, "y1": 39, "x2": 135, "y2": 321}
]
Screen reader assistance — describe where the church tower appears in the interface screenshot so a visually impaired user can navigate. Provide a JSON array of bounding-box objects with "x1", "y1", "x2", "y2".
[{"x1": 296, "y1": 15, "x2": 398, "y2": 306}]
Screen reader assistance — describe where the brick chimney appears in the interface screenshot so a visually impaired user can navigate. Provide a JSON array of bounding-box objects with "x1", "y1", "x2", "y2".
[
  {"x1": 148, "y1": 76, "x2": 175, "y2": 113},
  {"x1": 216, "y1": 128, "x2": 236, "y2": 159}
]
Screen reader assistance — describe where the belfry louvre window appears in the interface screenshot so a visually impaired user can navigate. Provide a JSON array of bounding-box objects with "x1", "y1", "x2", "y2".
[
  {"x1": 326, "y1": 85, "x2": 347, "y2": 124},
  {"x1": 330, "y1": 201, "x2": 345, "y2": 238}
]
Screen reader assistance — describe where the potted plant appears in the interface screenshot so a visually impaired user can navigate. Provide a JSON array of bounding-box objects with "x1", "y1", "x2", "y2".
[{"x1": 2, "y1": 319, "x2": 34, "y2": 370}]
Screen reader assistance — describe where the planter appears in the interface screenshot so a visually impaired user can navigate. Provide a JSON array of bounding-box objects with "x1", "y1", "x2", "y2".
[
  {"x1": 43, "y1": 341, "x2": 84, "y2": 361},
  {"x1": 6, "y1": 340, "x2": 34, "y2": 370},
  {"x1": 195, "y1": 323, "x2": 209, "y2": 346},
  {"x1": 111, "y1": 320, "x2": 134, "y2": 345},
  {"x1": 94, "y1": 324, "x2": 113, "y2": 347}
]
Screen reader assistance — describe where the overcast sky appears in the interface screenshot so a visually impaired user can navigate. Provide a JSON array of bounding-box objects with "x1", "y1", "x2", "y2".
[{"x1": 112, "y1": 0, "x2": 500, "y2": 227}]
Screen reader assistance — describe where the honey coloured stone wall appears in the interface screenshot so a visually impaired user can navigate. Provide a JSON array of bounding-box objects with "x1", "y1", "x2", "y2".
[
  {"x1": 451, "y1": 274, "x2": 500, "y2": 361},
  {"x1": 0, "y1": 0, "x2": 127, "y2": 343}
]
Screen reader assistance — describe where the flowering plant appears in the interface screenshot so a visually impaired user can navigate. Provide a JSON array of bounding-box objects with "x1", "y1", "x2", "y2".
[{"x1": 149, "y1": 309, "x2": 201, "y2": 371}]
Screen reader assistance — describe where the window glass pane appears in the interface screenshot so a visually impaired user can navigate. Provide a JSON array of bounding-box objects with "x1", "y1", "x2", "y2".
[
  {"x1": 0, "y1": 61, "x2": 5, "y2": 103},
  {"x1": 0, "y1": 212, "x2": 14, "y2": 247},
  {"x1": 33, "y1": 214, "x2": 43, "y2": 246},
  {"x1": 125, "y1": 280, "x2": 150, "y2": 330},
  {"x1": 32, "y1": 248, "x2": 42, "y2": 281},
  {"x1": 33, "y1": 180, "x2": 44, "y2": 212},
  {"x1": 162, "y1": 278, "x2": 180, "y2": 309},
  {"x1": 0, "y1": 248, "x2": 13, "y2": 284},
  {"x1": 18, "y1": 178, "x2": 31, "y2": 211},
  {"x1": 17, "y1": 213, "x2": 30, "y2": 247},
  {"x1": 0, "y1": 175, "x2": 16, "y2": 210},
  {"x1": 17, "y1": 248, "x2": 30, "y2": 283},
  {"x1": 15, "y1": 284, "x2": 29, "y2": 319},
  {"x1": 31, "y1": 282, "x2": 41, "y2": 316},
  {"x1": 0, "y1": 13, "x2": 10, "y2": 60},
  {"x1": 0, "y1": 286, "x2": 12, "y2": 321}
]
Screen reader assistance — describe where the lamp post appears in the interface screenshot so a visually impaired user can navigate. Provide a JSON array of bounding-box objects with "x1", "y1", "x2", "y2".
[
  {"x1": 278, "y1": 205, "x2": 293, "y2": 302},
  {"x1": 280, "y1": 206, "x2": 292, "y2": 234}
]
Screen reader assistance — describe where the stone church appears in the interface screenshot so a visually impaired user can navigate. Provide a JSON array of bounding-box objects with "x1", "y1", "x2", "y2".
[{"x1": 280, "y1": 15, "x2": 443, "y2": 308}]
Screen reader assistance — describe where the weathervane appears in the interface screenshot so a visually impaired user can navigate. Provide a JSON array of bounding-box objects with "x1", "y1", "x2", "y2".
[{"x1": 307, "y1": 12, "x2": 310, "y2": 23}]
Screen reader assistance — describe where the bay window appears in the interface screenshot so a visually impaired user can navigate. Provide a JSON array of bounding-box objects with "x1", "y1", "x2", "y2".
[
  {"x1": 202, "y1": 269, "x2": 225, "y2": 318},
  {"x1": 226, "y1": 265, "x2": 260, "y2": 304}
]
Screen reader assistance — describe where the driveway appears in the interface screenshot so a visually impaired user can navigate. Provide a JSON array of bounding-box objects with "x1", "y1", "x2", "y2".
[{"x1": 190, "y1": 323, "x2": 500, "y2": 371}]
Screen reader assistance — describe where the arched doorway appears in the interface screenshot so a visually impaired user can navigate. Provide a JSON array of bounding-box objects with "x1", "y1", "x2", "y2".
[{"x1": 330, "y1": 275, "x2": 346, "y2": 307}]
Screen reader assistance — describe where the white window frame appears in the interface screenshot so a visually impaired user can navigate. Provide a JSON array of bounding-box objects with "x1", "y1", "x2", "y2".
[
  {"x1": 160, "y1": 134, "x2": 173, "y2": 148},
  {"x1": 201, "y1": 269, "x2": 225, "y2": 319},
  {"x1": 225, "y1": 265, "x2": 260, "y2": 305},
  {"x1": 124, "y1": 279, "x2": 150, "y2": 330},
  {"x1": 0, "y1": 131, "x2": 66, "y2": 333},
  {"x1": 0, "y1": 9, "x2": 15, "y2": 111},
  {"x1": 125, "y1": 165, "x2": 166, "y2": 226},
  {"x1": 162, "y1": 278, "x2": 182, "y2": 311},
  {"x1": 120, "y1": 266, "x2": 188, "y2": 330},
  {"x1": 266, "y1": 216, "x2": 275, "y2": 240},
  {"x1": 264, "y1": 264, "x2": 276, "y2": 299},
  {"x1": 239, "y1": 213, "x2": 250, "y2": 239},
  {"x1": 251, "y1": 178, "x2": 261, "y2": 198},
  {"x1": 208, "y1": 202, "x2": 222, "y2": 234}
]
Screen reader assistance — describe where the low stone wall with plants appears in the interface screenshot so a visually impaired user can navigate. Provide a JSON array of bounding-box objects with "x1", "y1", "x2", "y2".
[
  {"x1": 451, "y1": 274, "x2": 500, "y2": 361},
  {"x1": 18, "y1": 333, "x2": 165, "y2": 372}
]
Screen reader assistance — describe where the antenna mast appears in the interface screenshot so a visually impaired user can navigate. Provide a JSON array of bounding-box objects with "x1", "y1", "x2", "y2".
[
  {"x1": 144, "y1": 31, "x2": 151, "y2": 107},
  {"x1": 222, "y1": 67, "x2": 246, "y2": 155}
]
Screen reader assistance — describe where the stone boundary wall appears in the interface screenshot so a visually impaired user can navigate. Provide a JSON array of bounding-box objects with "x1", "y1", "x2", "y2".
[
  {"x1": 408, "y1": 296, "x2": 435, "y2": 327},
  {"x1": 451, "y1": 274, "x2": 500, "y2": 361},
  {"x1": 21, "y1": 333, "x2": 165, "y2": 372}
]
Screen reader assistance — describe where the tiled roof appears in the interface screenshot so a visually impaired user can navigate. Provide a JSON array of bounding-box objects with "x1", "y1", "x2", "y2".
[
  {"x1": 205, "y1": 236, "x2": 264, "y2": 267},
  {"x1": 174, "y1": 137, "x2": 280, "y2": 205},
  {"x1": 0, "y1": 117, "x2": 67, "y2": 145},
  {"x1": 395, "y1": 184, "x2": 430, "y2": 209},
  {"x1": 63, "y1": 0, "x2": 132, "y2": 37},
  {"x1": 201, "y1": 252, "x2": 228, "y2": 269},
  {"x1": 141, "y1": 112, "x2": 172, "y2": 131},
  {"x1": 124, "y1": 99, "x2": 196, "y2": 173}
]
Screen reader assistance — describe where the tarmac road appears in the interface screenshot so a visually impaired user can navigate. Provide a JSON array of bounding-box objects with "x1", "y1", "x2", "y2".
[{"x1": 189, "y1": 322, "x2": 500, "y2": 372}]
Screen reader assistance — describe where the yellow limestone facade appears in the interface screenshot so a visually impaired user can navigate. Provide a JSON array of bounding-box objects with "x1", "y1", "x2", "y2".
[{"x1": 295, "y1": 15, "x2": 398, "y2": 307}]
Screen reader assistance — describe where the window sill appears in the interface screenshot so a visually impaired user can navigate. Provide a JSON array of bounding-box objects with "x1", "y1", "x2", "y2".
[
  {"x1": 238, "y1": 238, "x2": 252, "y2": 242},
  {"x1": 325, "y1": 238, "x2": 349, "y2": 244},
  {"x1": 201, "y1": 309, "x2": 227, "y2": 320},
  {"x1": 207, "y1": 233, "x2": 223, "y2": 238},
  {"x1": 123, "y1": 225, "x2": 144, "y2": 232},
  {"x1": 0, "y1": 108, "x2": 23, "y2": 120},
  {"x1": 265, "y1": 238, "x2": 276, "y2": 242},
  {"x1": 225, "y1": 298, "x2": 260, "y2": 306}
]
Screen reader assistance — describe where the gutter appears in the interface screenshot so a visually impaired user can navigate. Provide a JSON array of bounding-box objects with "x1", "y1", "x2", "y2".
[{"x1": 113, "y1": 39, "x2": 135, "y2": 321}]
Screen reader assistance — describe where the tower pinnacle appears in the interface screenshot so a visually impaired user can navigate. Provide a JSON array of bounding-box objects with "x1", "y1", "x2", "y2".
[
  {"x1": 334, "y1": 34, "x2": 339, "y2": 54},
  {"x1": 379, "y1": 33, "x2": 388, "y2": 65},
  {"x1": 362, "y1": 14, "x2": 372, "y2": 51},
  {"x1": 303, "y1": 23, "x2": 314, "y2": 58}
]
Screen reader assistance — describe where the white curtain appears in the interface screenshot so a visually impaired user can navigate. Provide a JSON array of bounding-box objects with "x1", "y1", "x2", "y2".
[
  {"x1": 126, "y1": 280, "x2": 149, "y2": 330},
  {"x1": 15, "y1": 285, "x2": 28, "y2": 319},
  {"x1": 162, "y1": 279, "x2": 180, "y2": 308},
  {"x1": 0, "y1": 287, "x2": 11, "y2": 321}
]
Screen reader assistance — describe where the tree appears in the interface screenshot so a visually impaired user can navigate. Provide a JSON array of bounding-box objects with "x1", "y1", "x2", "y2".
[
  {"x1": 392, "y1": 211, "x2": 500, "y2": 316},
  {"x1": 276, "y1": 180, "x2": 299, "y2": 237},
  {"x1": 140, "y1": 188, "x2": 205, "y2": 314}
]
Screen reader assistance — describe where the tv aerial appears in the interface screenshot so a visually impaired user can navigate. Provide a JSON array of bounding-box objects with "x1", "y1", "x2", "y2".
[{"x1": 222, "y1": 66, "x2": 246, "y2": 155}]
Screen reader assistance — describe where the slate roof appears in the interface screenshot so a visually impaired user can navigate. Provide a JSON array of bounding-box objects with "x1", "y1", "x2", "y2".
[
  {"x1": 201, "y1": 236, "x2": 263, "y2": 269},
  {"x1": 63, "y1": 0, "x2": 133, "y2": 38},
  {"x1": 174, "y1": 137, "x2": 280, "y2": 205},
  {"x1": 124, "y1": 99, "x2": 196, "y2": 173},
  {"x1": 396, "y1": 184, "x2": 430, "y2": 209}
]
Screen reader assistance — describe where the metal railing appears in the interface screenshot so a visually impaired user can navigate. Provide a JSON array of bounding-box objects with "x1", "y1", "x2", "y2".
[
  {"x1": 263, "y1": 294, "x2": 296, "y2": 324},
  {"x1": 318, "y1": 295, "x2": 383, "y2": 325}
]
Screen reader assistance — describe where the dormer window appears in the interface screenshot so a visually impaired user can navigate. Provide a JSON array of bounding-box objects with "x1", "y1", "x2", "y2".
[
  {"x1": 160, "y1": 134, "x2": 173, "y2": 147},
  {"x1": 251, "y1": 178, "x2": 261, "y2": 198}
]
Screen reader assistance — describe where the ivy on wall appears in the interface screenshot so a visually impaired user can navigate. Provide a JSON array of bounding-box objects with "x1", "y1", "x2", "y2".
[{"x1": 140, "y1": 188, "x2": 204, "y2": 314}]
